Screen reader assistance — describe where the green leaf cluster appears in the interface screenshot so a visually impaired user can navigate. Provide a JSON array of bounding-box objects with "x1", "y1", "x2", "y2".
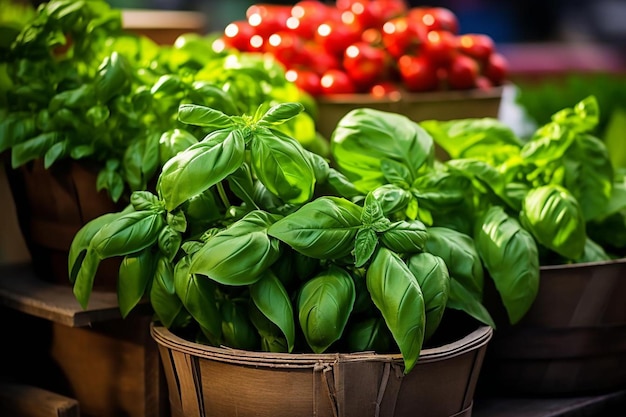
[
  {"x1": 68, "y1": 69, "x2": 623, "y2": 374},
  {"x1": 0, "y1": 0, "x2": 317, "y2": 203}
]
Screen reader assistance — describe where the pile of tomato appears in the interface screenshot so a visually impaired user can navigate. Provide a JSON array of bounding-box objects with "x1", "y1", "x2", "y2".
[{"x1": 214, "y1": 0, "x2": 508, "y2": 97}]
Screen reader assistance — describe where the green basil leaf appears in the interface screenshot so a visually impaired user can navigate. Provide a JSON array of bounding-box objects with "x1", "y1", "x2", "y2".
[
  {"x1": 371, "y1": 184, "x2": 412, "y2": 217},
  {"x1": 259, "y1": 102, "x2": 304, "y2": 125},
  {"x1": 174, "y1": 255, "x2": 222, "y2": 345},
  {"x1": 130, "y1": 190, "x2": 161, "y2": 211},
  {"x1": 151, "y1": 74, "x2": 184, "y2": 97},
  {"x1": 190, "y1": 211, "x2": 282, "y2": 285},
  {"x1": 91, "y1": 210, "x2": 165, "y2": 259},
  {"x1": 346, "y1": 317, "x2": 392, "y2": 353},
  {"x1": 361, "y1": 192, "x2": 385, "y2": 225},
  {"x1": 69, "y1": 211, "x2": 127, "y2": 284},
  {"x1": 355, "y1": 228, "x2": 378, "y2": 268},
  {"x1": 118, "y1": 247, "x2": 158, "y2": 318},
  {"x1": 72, "y1": 249, "x2": 102, "y2": 310},
  {"x1": 0, "y1": 112, "x2": 36, "y2": 153},
  {"x1": 250, "y1": 270, "x2": 296, "y2": 352},
  {"x1": 150, "y1": 256, "x2": 185, "y2": 328},
  {"x1": 158, "y1": 225, "x2": 182, "y2": 262},
  {"x1": 564, "y1": 133, "x2": 613, "y2": 221},
  {"x1": 424, "y1": 227, "x2": 484, "y2": 299},
  {"x1": 178, "y1": 103, "x2": 233, "y2": 129},
  {"x1": 49, "y1": 84, "x2": 96, "y2": 112},
  {"x1": 520, "y1": 185, "x2": 586, "y2": 260},
  {"x1": 380, "y1": 158, "x2": 412, "y2": 188},
  {"x1": 475, "y1": 205, "x2": 539, "y2": 324},
  {"x1": 421, "y1": 118, "x2": 521, "y2": 164},
  {"x1": 11, "y1": 132, "x2": 60, "y2": 168},
  {"x1": 250, "y1": 127, "x2": 315, "y2": 204},
  {"x1": 248, "y1": 302, "x2": 289, "y2": 353},
  {"x1": 325, "y1": 168, "x2": 363, "y2": 200},
  {"x1": 380, "y1": 220, "x2": 428, "y2": 254},
  {"x1": 220, "y1": 299, "x2": 259, "y2": 350},
  {"x1": 268, "y1": 196, "x2": 362, "y2": 259},
  {"x1": 44, "y1": 139, "x2": 68, "y2": 168},
  {"x1": 94, "y1": 51, "x2": 130, "y2": 103},
  {"x1": 123, "y1": 134, "x2": 159, "y2": 192},
  {"x1": 367, "y1": 247, "x2": 425, "y2": 374},
  {"x1": 331, "y1": 107, "x2": 434, "y2": 193},
  {"x1": 447, "y1": 279, "x2": 495, "y2": 328},
  {"x1": 407, "y1": 252, "x2": 450, "y2": 340},
  {"x1": 158, "y1": 129, "x2": 245, "y2": 211},
  {"x1": 297, "y1": 265, "x2": 355, "y2": 353},
  {"x1": 85, "y1": 105, "x2": 110, "y2": 127},
  {"x1": 576, "y1": 238, "x2": 611, "y2": 263},
  {"x1": 158, "y1": 128, "x2": 198, "y2": 166}
]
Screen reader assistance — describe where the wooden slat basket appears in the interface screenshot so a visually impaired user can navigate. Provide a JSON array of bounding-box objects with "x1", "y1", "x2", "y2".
[{"x1": 151, "y1": 317, "x2": 493, "y2": 417}]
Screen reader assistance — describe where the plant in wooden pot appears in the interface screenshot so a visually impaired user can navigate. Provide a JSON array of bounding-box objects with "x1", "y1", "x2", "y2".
[
  {"x1": 0, "y1": 0, "x2": 318, "y2": 287},
  {"x1": 419, "y1": 95, "x2": 626, "y2": 396},
  {"x1": 71, "y1": 95, "x2": 602, "y2": 416}
]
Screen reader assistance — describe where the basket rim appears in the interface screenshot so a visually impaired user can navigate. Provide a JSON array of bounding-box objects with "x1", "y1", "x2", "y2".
[
  {"x1": 150, "y1": 321, "x2": 492, "y2": 369},
  {"x1": 539, "y1": 256, "x2": 626, "y2": 271}
]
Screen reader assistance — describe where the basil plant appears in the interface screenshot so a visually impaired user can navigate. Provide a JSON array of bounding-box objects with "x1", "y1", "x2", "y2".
[
  {"x1": 69, "y1": 96, "x2": 621, "y2": 374},
  {"x1": 0, "y1": 0, "x2": 318, "y2": 203}
]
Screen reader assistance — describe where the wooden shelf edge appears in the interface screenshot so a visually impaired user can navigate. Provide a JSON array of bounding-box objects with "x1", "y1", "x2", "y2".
[
  {"x1": 0, "y1": 262, "x2": 123, "y2": 327},
  {"x1": 474, "y1": 389, "x2": 626, "y2": 416}
]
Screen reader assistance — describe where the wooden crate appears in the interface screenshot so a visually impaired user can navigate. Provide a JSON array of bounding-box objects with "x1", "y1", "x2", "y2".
[{"x1": 0, "y1": 263, "x2": 169, "y2": 417}]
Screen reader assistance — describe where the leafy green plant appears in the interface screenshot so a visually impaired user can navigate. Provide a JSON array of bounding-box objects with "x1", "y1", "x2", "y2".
[
  {"x1": 0, "y1": 0, "x2": 317, "y2": 203},
  {"x1": 69, "y1": 93, "x2": 623, "y2": 374},
  {"x1": 515, "y1": 73, "x2": 626, "y2": 171}
]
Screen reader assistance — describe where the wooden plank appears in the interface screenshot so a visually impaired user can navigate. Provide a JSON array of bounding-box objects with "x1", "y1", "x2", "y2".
[
  {"x1": 0, "y1": 262, "x2": 122, "y2": 327},
  {"x1": 0, "y1": 381, "x2": 80, "y2": 417},
  {"x1": 473, "y1": 390, "x2": 626, "y2": 416}
]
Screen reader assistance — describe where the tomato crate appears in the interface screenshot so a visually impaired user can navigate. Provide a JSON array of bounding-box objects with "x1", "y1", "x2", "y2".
[{"x1": 315, "y1": 86, "x2": 504, "y2": 140}]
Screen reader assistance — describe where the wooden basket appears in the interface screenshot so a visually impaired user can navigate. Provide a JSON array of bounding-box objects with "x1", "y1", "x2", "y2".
[
  {"x1": 480, "y1": 258, "x2": 626, "y2": 396},
  {"x1": 152, "y1": 314, "x2": 492, "y2": 417},
  {"x1": 315, "y1": 86, "x2": 504, "y2": 140},
  {"x1": 4, "y1": 159, "x2": 124, "y2": 290}
]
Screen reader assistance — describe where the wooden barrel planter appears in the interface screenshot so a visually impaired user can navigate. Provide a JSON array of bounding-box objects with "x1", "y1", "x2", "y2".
[
  {"x1": 151, "y1": 314, "x2": 492, "y2": 417},
  {"x1": 4, "y1": 158, "x2": 124, "y2": 290},
  {"x1": 480, "y1": 258, "x2": 626, "y2": 396}
]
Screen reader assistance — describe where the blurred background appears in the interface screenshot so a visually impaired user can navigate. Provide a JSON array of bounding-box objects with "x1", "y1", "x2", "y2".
[{"x1": 96, "y1": 0, "x2": 626, "y2": 47}]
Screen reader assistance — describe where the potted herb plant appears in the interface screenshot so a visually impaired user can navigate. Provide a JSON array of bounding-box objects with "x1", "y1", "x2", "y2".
[
  {"x1": 419, "y1": 95, "x2": 626, "y2": 395},
  {"x1": 0, "y1": 0, "x2": 318, "y2": 286},
  {"x1": 68, "y1": 101, "x2": 499, "y2": 417}
]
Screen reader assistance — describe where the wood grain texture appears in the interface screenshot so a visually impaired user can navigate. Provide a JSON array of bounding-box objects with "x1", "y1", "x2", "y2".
[{"x1": 0, "y1": 381, "x2": 80, "y2": 417}]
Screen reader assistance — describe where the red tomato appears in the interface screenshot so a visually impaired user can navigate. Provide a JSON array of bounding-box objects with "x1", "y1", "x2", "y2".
[
  {"x1": 475, "y1": 76, "x2": 493, "y2": 90},
  {"x1": 446, "y1": 54, "x2": 479, "y2": 89},
  {"x1": 458, "y1": 33, "x2": 495, "y2": 62},
  {"x1": 286, "y1": 68, "x2": 321, "y2": 96},
  {"x1": 265, "y1": 31, "x2": 306, "y2": 67},
  {"x1": 337, "y1": 0, "x2": 408, "y2": 30},
  {"x1": 246, "y1": 4, "x2": 291, "y2": 38},
  {"x1": 315, "y1": 19, "x2": 361, "y2": 57},
  {"x1": 222, "y1": 20, "x2": 257, "y2": 52},
  {"x1": 422, "y1": 30, "x2": 458, "y2": 66},
  {"x1": 361, "y1": 27, "x2": 383, "y2": 45},
  {"x1": 381, "y1": 16, "x2": 426, "y2": 59},
  {"x1": 369, "y1": 81, "x2": 401, "y2": 98},
  {"x1": 408, "y1": 7, "x2": 459, "y2": 34},
  {"x1": 343, "y1": 41, "x2": 389, "y2": 90},
  {"x1": 484, "y1": 52, "x2": 508, "y2": 85},
  {"x1": 320, "y1": 69, "x2": 357, "y2": 94},
  {"x1": 300, "y1": 43, "x2": 341, "y2": 75},
  {"x1": 289, "y1": 0, "x2": 331, "y2": 38},
  {"x1": 398, "y1": 54, "x2": 439, "y2": 92}
]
